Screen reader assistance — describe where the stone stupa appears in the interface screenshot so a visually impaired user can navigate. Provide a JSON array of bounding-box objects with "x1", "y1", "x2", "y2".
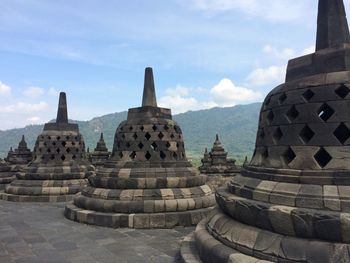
[
  {"x1": 199, "y1": 134, "x2": 239, "y2": 174},
  {"x1": 1, "y1": 92, "x2": 94, "y2": 202},
  {"x1": 65, "y1": 67, "x2": 215, "y2": 228},
  {"x1": 181, "y1": 0, "x2": 350, "y2": 262},
  {"x1": 89, "y1": 133, "x2": 110, "y2": 166},
  {"x1": 6, "y1": 135, "x2": 33, "y2": 166},
  {"x1": 0, "y1": 159, "x2": 15, "y2": 190}
]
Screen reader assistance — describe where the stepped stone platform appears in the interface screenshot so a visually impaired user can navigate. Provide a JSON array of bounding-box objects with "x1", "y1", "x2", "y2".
[
  {"x1": 65, "y1": 67, "x2": 215, "y2": 228},
  {"x1": 0, "y1": 200, "x2": 192, "y2": 263},
  {"x1": 0, "y1": 160, "x2": 15, "y2": 190},
  {"x1": 1, "y1": 92, "x2": 94, "y2": 202},
  {"x1": 181, "y1": 0, "x2": 350, "y2": 262}
]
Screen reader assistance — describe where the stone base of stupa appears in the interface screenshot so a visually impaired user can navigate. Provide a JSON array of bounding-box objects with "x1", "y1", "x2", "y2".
[
  {"x1": 1, "y1": 164, "x2": 93, "y2": 202},
  {"x1": 65, "y1": 202, "x2": 214, "y2": 229}
]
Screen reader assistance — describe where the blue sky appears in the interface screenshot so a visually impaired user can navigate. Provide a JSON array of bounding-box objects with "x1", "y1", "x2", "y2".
[{"x1": 0, "y1": 0, "x2": 348, "y2": 130}]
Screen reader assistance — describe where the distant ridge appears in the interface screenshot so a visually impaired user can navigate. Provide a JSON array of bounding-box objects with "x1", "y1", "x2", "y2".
[{"x1": 0, "y1": 103, "x2": 261, "y2": 162}]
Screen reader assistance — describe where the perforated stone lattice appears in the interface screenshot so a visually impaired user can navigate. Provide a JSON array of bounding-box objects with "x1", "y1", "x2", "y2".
[
  {"x1": 112, "y1": 122, "x2": 186, "y2": 162},
  {"x1": 33, "y1": 133, "x2": 86, "y2": 163},
  {"x1": 253, "y1": 82, "x2": 350, "y2": 169}
]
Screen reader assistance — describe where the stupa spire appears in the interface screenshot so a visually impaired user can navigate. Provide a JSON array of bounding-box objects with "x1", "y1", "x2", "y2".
[
  {"x1": 316, "y1": 0, "x2": 350, "y2": 51},
  {"x1": 142, "y1": 67, "x2": 157, "y2": 107},
  {"x1": 56, "y1": 92, "x2": 68, "y2": 124}
]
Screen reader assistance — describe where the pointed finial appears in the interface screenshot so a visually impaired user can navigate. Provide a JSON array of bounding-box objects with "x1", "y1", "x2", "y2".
[
  {"x1": 56, "y1": 92, "x2": 68, "y2": 124},
  {"x1": 216, "y1": 134, "x2": 219, "y2": 141},
  {"x1": 100, "y1": 133, "x2": 104, "y2": 140},
  {"x1": 316, "y1": 0, "x2": 350, "y2": 51},
  {"x1": 21, "y1": 135, "x2": 25, "y2": 141},
  {"x1": 142, "y1": 67, "x2": 157, "y2": 107},
  {"x1": 87, "y1": 147, "x2": 90, "y2": 153}
]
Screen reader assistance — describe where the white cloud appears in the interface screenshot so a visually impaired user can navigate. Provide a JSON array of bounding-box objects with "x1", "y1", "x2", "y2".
[
  {"x1": 159, "y1": 78, "x2": 261, "y2": 113},
  {"x1": 48, "y1": 87, "x2": 60, "y2": 97},
  {"x1": 263, "y1": 45, "x2": 295, "y2": 60},
  {"x1": 247, "y1": 65, "x2": 286, "y2": 87},
  {"x1": 210, "y1": 78, "x2": 262, "y2": 106},
  {"x1": 0, "y1": 101, "x2": 49, "y2": 113},
  {"x1": 0, "y1": 81, "x2": 12, "y2": 97},
  {"x1": 302, "y1": 45, "x2": 315, "y2": 55},
  {"x1": 27, "y1": 116, "x2": 41, "y2": 123},
  {"x1": 185, "y1": 0, "x2": 310, "y2": 22},
  {"x1": 23, "y1": 86, "x2": 45, "y2": 98}
]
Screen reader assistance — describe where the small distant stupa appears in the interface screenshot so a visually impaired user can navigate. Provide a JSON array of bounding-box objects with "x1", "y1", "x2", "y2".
[
  {"x1": 89, "y1": 133, "x2": 110, "y2": 166},
  {"x1": 6, "y1": 135, "x2": 33, "y2": 165},
  {"x1": 199, "y1": 134, "x2": 239, "y2": 174},
  {"x1": 65, "y1": 67, "x2": 215, "y2": 228},
  {"x1": 1, "y1": 92, "x2": 94, "y2": 202}
]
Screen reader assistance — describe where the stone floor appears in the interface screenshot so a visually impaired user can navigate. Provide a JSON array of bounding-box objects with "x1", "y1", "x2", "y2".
[{"x1": 0, "y1": 200, "x2": 194, "y2": 263}]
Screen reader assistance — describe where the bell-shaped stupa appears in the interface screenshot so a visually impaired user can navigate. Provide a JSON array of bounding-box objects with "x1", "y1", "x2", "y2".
[
  {"x1": 6, "y1": 135, "x2": 33, "y2": 165},
  {"x1": 181, "y1": 1, "x2": 350, "y2": 262},
  {"x1": 199, "y1": 134, "x2": 238, "y2": 174},
  {"x1": 65, "y1": 67, "x2": 215, "y2": 228},
  {"x1": 1, "y1": 92, "x2": 94, "y2": 202},
  {"x1": 89, "y1": 133, "x2": 110, "y2": 166}
]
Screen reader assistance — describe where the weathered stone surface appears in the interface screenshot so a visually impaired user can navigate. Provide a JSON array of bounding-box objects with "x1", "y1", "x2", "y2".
[
  {"x1": 65, "y1": 68, "x2": 215, "y2": 228},
  {"x1": 1, "y1": 92, "x2": 94, "y2": 202},
  {"x1": 181, "y1": 1, "x2": 350, "y2": 262}
]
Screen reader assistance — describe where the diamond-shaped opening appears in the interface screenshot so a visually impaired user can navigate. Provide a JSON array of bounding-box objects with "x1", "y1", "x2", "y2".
[
  {"x1": 75, "y1": 148, "x2": 79, "y2": 152},
  {"x1": 314, "y1": 147, "x2": 332, "y2": 168},
  {"x1": 160, "y1": 151, "x2": 166, "y2": 160},
  {"x1": 72, "y1": 142, "x2": 76, "y2": 146},
  {"x1": 174, "y1": 126, "x2": 179, "y2": 133},
  {"x1": 138, "y1": 142, "x2": 144, "y2": 149},
  {"x1": 158, "y1": 132, "x2": 164, "y2": 140},
  {"x1": 133, "y1": 133, "x2": 138, "y2": 140},
  {"x1": 145, "y1": 151, "x2": 151, "y2": 160},
  {"x1": 152, "y1": 125, "x2": 157, "y2": 131},
  {"x1": 164, "y1": 125, "x2": 169, "y2": 131},
  {"x1": 335, "y1": 84, "x2": 350, "y2": 99},
  {"x1": 286, "y1": 106, "x2": 299, "y2": 122},
  {"x1": 151, "y1": 142, "x2": 157, "y2": 150},
  {"x1": 53, "y1": 142, "x2": 56, "y2": 146},
  {"x1": 173, "y1": 152, "x2": 178, "y2": 159},
  {"x1": 56, "y1": 148, "x2": 60, "y2": 153},
  {"x1": 50, "y1": 154, "x2": 55, "y2": 160},
  {"x1": 47, "y1": 148, "x2": 51, "y2": 153},
  {"x1": 170, "y1": 134, "x2": 175, "y2": 139},
  {"x1": 66, "y1": 148, "x2": 71, "y2": 153},
  {"x1": 126, "y1": 142, "x2": 131, "y2": 148},
  {"x1": 282, "y1": 147, "x2": 296, "y2": 165},
  {"x1": 129, "y1": 126, "x2": 133, "y2": 131},
  {"x1": 61, "y1": 141, "x2": 66, "y2": 147},
  {"x1": 140, "y1": 125, "x2": 145, "y2": 131},
  {"x1": 299, "y1": 125, "x2": 315, "y2": 144},
  {"x1": 145, "y1": 132, "x2": 151, "y2": 140},
  {"x1": 61, "y1": 155, "x2": 66, "y2": 161},
  {"x1": 122, "y1": 134, "x2": 126, "y2": 139},
  {"x1": 279, "y1": 92, "x2": 287, "y2": 104},
  {"x1": 57, "y1": 136, "x2": 61, "y2": 141},
  {"x1": 273, "y1": 127, "x2": 283, "y2": 143},
  {"x1": 66, "y1": 136, "x2": 70, "y2": 140},
  {"x1": 262, "y1": 147, "x2": 269, "y2": 159},
  {"x1": 119, "y1": 152, "x2": 124, "y2": 158},
  {"x1": 176, "y1": 142, "x2": 180, "y2": 148},
  {"x1": 317, "y1": 103, "x2": 334, "y2": 122},
  {"x1": 266, "y1": 110, "x2": 275, "y2": 124},
  {"x1": 166, "y1": 142, "x2": 171, "y2": 148},
  {"x1": 72, "y1": 154, "x2": 77, "y2": 160},
  {"x1": 302, "y1": 89, "x2": 315, "y2": 102},
  {"x1": 120, "y1": 127, "x2": 124, "y2": 131},
  {"x1": 130, "y1": 151, "x2": 136, "y2": 159},
  {"x1": 334, "y1": 123, "x2": 350, "y2": 144}
]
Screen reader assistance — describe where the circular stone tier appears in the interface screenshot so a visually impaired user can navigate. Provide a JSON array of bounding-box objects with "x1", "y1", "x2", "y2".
[
  {"x1": 65, "y1": 67, "x2": 215, "y2": 228},
  {"x1": 1, "y1": 92, "x2": 94, "y2": 202},
  {"x1": 181, "y1": 0, "x2": 350, "y2": 261},
  {"x1": 0, "y1": 160, "x2": 15, "y2": 190}
]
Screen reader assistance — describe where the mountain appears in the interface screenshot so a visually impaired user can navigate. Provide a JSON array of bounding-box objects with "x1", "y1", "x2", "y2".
[{"x1": 0, "y1": 103, "x2": 261, "y2": 163}]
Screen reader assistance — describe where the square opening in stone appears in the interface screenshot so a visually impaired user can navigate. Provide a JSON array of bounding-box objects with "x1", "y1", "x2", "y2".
[
  {"x1": 335, "y1": 84, "x2": 350, "y2": 99},
  {"x1": 314, "y1": 147, "x2": 332, "y2": 168},
  {"x1": 333, "y1": 123, "x2": 350, "y2": 144},
  {"x1": 317, "y1": 103, "x2": 334, "y2": 122}
]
